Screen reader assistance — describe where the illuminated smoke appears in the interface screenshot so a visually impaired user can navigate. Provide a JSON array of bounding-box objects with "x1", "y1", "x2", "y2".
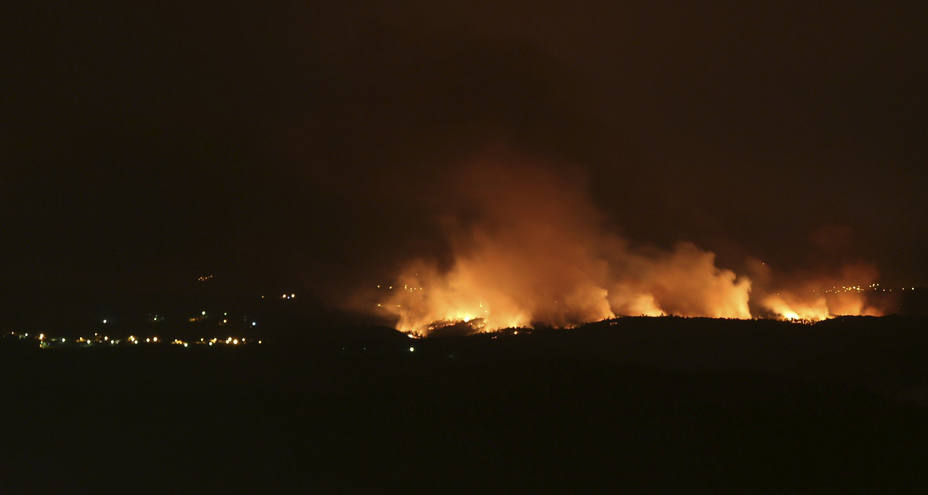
[
  {"x1": 750, "y1": 262, "x2": 887, "y2": 321},
  {"x1": 607, "y1": 243, "x2": 752, "y2": 320},
  {"x1": 375, "y1": 153, "x2": 757, "y2": 335}
]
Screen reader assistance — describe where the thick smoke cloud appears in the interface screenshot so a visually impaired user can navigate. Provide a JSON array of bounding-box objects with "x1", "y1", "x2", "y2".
[
  {"x1": 371, "y1": 151, "x2": 769, "y2": 334},
  {"x1": 607, "y1": 243, "x2": 752, "y2": 319}
]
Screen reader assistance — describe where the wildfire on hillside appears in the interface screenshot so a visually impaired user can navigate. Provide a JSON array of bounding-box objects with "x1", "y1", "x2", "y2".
[{"x1": 364, "y1": 153, "x2": 894, "y2": 335}]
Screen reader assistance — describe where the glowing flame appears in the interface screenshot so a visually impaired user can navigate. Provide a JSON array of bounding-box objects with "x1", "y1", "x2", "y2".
[
  {"x1": 762, "y1": 294, "x2": 830, "y2": 322},
  {"x1": 756, "y1": 262, "x2": 888, "y2": 322}
]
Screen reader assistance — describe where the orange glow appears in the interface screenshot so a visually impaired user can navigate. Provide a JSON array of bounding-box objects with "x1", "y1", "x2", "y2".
[
  {"x1": 369, "y1": 154, "x2": 886, "y2": 335},
  {"x1": 375, "y1": 156, "x2": 753, "y2": 335},
  {"x1": 754, "y1": 262, "x2": 888, "y2": 322},
  {"x1": 762, "y1": 294, "x2": 830, "y2": 322},
  {"x1": 761, "y1": 290, "x2": 884, "y2": 322}
]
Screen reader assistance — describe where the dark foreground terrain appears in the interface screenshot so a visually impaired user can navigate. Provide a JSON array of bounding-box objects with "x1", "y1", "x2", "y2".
[{"x1": 5, "y1": 316, "x2": 928, "y2": 493}]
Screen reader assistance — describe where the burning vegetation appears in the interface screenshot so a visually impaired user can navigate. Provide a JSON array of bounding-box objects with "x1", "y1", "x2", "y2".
[{"x1": 367, "y1": 153, "x2": 895, "y2": 335}]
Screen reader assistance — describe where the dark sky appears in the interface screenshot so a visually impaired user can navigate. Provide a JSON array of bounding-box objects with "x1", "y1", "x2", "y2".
[{"x1": 5, "y1": 1, "x2": 926, "y2": 306}]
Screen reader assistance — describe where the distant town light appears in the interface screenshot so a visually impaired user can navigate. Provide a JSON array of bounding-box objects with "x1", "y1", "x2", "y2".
[
  {"x1": 409, "y1": 346, "x2": 415, "y2": 352},
  {"x1": 201, "y1": 311, "x2": 207, "y2": 316},
  {"x1": 183, "y1": 343, "x2": 189, "y2": 348},
  {"x1": 102, "y1": 319, "x2": 107, "y2": 324},
  {"x1": 251, "y1": 321, "x2": 257, "y2": 327}
]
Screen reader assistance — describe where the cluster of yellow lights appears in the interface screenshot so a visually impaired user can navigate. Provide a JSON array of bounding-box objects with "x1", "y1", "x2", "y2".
[
  {"x1": 818, "y1": 283, "x2": 917, "y2": 295},
  {"x1": 377, "y1": 283, "x2": 424, "y2": 292},
  {"x1": 7, "y1": 332, "x2": 262, "y2": 349}
]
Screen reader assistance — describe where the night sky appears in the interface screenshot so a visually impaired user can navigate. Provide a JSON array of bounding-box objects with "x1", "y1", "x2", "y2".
[{"x1": 6, "y1": 1, "x2": 926, "y2": 311}]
